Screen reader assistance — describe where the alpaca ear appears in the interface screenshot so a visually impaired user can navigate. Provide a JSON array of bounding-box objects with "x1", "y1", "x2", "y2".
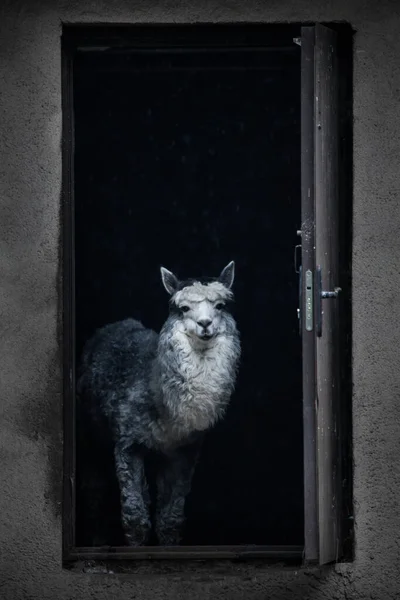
[
  {"x1": 160, "y1": 267, "x2": 179, "y2": 295},
  {"x1": 218, "y1": 261, "x2": 235, "y2": 289}
]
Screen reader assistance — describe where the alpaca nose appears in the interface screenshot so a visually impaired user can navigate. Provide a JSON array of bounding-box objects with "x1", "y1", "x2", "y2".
[{"x1": 197, "y1": 318, "x2": 212, "y2": 329}]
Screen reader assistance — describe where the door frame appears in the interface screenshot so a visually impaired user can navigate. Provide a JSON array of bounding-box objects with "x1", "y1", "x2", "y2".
[{"x1": 61, "y1": 22, "x2": 353, "y2": 567}]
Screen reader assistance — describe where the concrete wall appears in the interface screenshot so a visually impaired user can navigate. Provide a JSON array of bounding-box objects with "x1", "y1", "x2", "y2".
[{"x1": 1, "y1": 0, "x2": 400, "y2": 598}]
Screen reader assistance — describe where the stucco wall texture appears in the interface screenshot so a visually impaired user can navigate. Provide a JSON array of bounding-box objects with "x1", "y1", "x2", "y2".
[{"x1": 1, "y1": 0, "x2": 400, "y2": 598}]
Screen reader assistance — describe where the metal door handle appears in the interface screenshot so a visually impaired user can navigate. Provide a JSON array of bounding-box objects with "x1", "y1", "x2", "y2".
[
  {"x1": 316, "y1": 266, "x2": 341, "y2": 336},
  {"x1": 321, "y1": 288, "x2": 341, "y2": 299}
]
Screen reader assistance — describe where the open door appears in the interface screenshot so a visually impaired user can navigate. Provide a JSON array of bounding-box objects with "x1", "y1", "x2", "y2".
[{"x1": 300, "y1": 24, "x2": 342, "y2": 565}]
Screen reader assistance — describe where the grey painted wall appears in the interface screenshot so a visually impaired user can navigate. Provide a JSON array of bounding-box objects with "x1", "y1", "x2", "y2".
[{"x1": 1, "y1": 0, "x2": 400, "y2": 598}]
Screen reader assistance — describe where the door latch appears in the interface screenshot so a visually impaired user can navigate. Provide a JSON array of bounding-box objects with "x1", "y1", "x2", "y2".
[
  {"x1": 298, "y1": 265, "x2": 341, "y2": 336},
  {"x1": 305, "y1": 269, "x2": 313, "y2": 332},
  {"x1": 297, "y1": 268, "x2": 314, "y2": 334}
]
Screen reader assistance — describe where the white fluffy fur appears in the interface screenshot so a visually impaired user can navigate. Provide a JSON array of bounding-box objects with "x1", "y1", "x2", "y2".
[
  {"x1": 173, "y1": 281, "x2": 233, "y2": 305},
  {"x1": 149, "y1": 318, "x2": 240, "y2": 449}
]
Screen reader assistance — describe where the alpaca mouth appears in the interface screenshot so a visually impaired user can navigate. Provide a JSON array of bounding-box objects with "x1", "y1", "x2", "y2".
[{"x1": 198, "y1": 331, "x2": 214, "y2": 340}]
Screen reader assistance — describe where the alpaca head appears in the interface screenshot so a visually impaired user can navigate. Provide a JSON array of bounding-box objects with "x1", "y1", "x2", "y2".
[{"x1": 160, "y1": 262, "x2": 236, "y2": 343}]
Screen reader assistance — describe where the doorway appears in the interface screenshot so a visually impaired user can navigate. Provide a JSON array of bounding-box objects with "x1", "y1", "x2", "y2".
[{"x1": 71, "y1": 25, "x2": 303, "y2": 549}]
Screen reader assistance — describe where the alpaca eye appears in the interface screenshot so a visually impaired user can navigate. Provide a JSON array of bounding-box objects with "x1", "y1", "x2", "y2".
[
  {"x1": 215, "y1": 303, "x2": 225, "y2": 310},
  {"x1": 181, "y1": 305, "x2": 190, "y2": 313}
]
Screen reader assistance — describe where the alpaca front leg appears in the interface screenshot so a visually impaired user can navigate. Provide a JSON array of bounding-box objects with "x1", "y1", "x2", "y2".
[
  {"x1": 114, "y1": 443, "x2": 151, "y2": 546},
  {"x1": 155, "y1": 445, "x2": 200, "y2": 546}
]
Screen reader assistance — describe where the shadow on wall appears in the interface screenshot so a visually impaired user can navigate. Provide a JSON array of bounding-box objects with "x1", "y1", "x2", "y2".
[{"x1": 16, "y1": 309, "x2": 63, "y2": 518}]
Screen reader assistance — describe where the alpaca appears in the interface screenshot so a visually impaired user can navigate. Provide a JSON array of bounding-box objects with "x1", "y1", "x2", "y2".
[{"x1": 77, "y1": 261, "x2": 241, "y2": 546}]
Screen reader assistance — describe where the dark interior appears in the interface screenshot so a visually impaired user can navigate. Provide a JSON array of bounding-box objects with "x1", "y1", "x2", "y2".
[{"x1": 73, "y1": 29, "x2": 303, "y2": 546}]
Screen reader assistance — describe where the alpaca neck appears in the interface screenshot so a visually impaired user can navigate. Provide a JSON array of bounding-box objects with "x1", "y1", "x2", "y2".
[{"x1": 152, "y1": 316, "x2": 239, "y2": 437}]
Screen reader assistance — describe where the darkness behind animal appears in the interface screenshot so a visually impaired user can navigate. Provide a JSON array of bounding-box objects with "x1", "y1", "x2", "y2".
[{"x1": 74, "y1": 45, "x2": 303, "y2": 546}]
